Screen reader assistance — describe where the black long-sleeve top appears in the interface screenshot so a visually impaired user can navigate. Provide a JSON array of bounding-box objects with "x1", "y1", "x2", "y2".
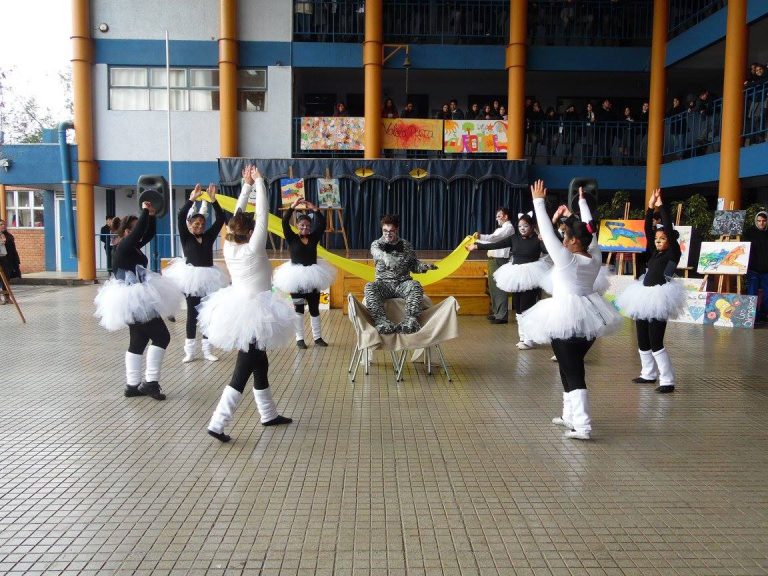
[
  {"x1": 283, "y1": 208, "x2": 325, "y2": 266},
  {"x1": 743, "y1": 225, "x2": 768, "y2": 273},
  {"x1": 177, "y1": 199, "x2": 225, "y2": 267},
  {"x1": 113, "y1": 209, "x2": 155, "y2": 275},
  {"x1": 476, "y1": 234, "x2": 546, "y2": 265},
  {"x1": 642, "y1": 205, "x2": 680, "y2": 286}
]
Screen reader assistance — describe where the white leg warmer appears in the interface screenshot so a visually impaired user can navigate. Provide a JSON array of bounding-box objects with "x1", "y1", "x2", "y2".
[
  {"x1": 638, "y1": 349, "x2": 659, "y2": 380},
  {"x1": 144, "y1": 345, "x2": 165, "y2": 383},
  {"x1": 552, "y1": 392, "x2": 573, "y2": 428},
  {"x1": 568, "y1": 389, "x2": 592, "y2": 435},
  {"x1": 653, "y1": 348, "x2": 675, "y2": 387},
  {"x1": 183, "y1": 338, "x2": 196, "y2": 363},
  {"x1": 125, "y1": 352, "x2": 143, "y2": 387},
  {"x1": 293, "y1": 313, "x2": 305, "y2": 341},
  {"x1": 208, "y1": 386, "x2": 242, "y2": 434},
  {"x1": 253, "y1": 387, "x2": 278, "y2": 423},
  {"x1": 310, "y1": 316, "x2": 322, "y2": 341},
  {"x1": 201, "y1": 338, "x2": 219, "y2": 362}
]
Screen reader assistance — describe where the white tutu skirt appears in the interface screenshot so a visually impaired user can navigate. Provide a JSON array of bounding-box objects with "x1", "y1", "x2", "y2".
[
  {"x1": 94, "y1": 268, "x2": 183, "y2": 331},
  {"x1": 273, "y1": 259, "x2": 337, "y2": 294},
  {"x1": 520, "y1": 292, "x2": 623, "y2": 344},
  {"x1": 196, "y1": 286, "x2": 295, "y2": 351},
  {"x1": 615, "y1": 278, "x2": 687, "y2": 321},
  {"x1": 163, "y1": 258, "x2": 229, "y2": 297},
  {"x1": 540, "y1": 265, "x2": 612, "y2": 296},
  {"x1": 493, "y1": 259, "x2": 550, "y2": 293}
]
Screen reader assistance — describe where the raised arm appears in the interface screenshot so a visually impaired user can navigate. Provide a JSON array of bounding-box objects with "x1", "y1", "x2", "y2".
[
  {"x1": 309, "y1": 206, "x2": 326, "y2": 243},
  {"x1": 577, "y1": 193, "x2": 600, "y2": 254},
  {"x1": 248, "y1": 176, "x2": 269, "y2": 251},
  {"x1": 478, "y1": 221, "x2": 513, "y2": 243},
  {"x1": 206, "y1": 190, "x2": 226, "y2": 239},
  {"x1": 138, "y1": 212, "x2": 156, "y2": 248},
  {"x1": 474, "y1": 235, "x2": 515, "y2": 251},
  {"x1": 282, "y1": 207, "x2": 298, "y2": 242},
  {"x1": 530, "y1": 180, "x2": 572, "y2": 268},
  {"x1": 179, "y1": 201, "x2": 194, "y2": 243}
]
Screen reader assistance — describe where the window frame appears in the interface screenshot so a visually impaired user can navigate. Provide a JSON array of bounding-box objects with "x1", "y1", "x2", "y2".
[{"x1": 5, "y1": 189, "x2": 45, "y2": 229}]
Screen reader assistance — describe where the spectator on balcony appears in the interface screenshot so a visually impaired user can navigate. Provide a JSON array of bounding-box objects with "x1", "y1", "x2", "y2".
[
  {"x1": 400, "y1": 101, "x2": 418, "y2": 119},
  {"x1": 449, "y1": 99, "x2": 465, "y2": 120},
  {"x1": 595, "y1": 98, "x2": 616, "y2": 165},
  {"x1": 693, "y1": 88, "x2": 714, "y2": 155},
  {"x1": 382, "y1": 98, "x2": 399, "y2": 119},
  {"x1": 745, "y1": 64, "x2": 766, "y2": 143},
  {"x1": 492, "y1": 99, "x2": 502, "y2": 117},
  {"x1": 436, "y1": 103, "x2": 451, "y2": 120},
  {"x1": 469, "y1": 102, "x2": 481, "y2": 119},
  {"x1": 636, "y1": 101, "x2": 650, "y2": 163},
  {"x1": 665, "y1": 96, "x2": 685, "y2": 159},
  {"x1": 619, "y1": 106, "x2": 635, "y2": 165},
  {"x1": 561, "y1": 104, "x2": 579, "y2": 165},
  {"x1": 499, "y1": 105, "x2": 508, "y2": 121},
  {"x1": 544, "y1": 106, "x2": 559, "y2": 162},
  {"x1": 332, "y1": 102, "x2": 348, "y2": 117},
  {"x1": 480, "y1": 104, "x2": 498, "y2": 121},
  {"x1": 583, "y1": 102, "x2": 597, "y2": 164}
]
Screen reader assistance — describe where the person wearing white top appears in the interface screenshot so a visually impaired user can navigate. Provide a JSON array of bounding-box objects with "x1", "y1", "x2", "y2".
[
  {"x1": 198, "y1": 165, "x2": 295, "y2": 443},
  {"x1": 476, "y1": 207, "x2": 515, "y2": 323},
  {"x1": 521, "y1": 180, "x2": 622, "y2": 440}
]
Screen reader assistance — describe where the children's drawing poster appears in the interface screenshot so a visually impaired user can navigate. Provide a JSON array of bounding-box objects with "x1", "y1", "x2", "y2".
[
  {"x1": 317, "y1": 178, "x2": 341, "y2": 208},
  {"x1": 603, "y1": 274, "x2": 635, "y2": 314},
  {"x1": 675, "y1": 225, "x2": 692, "y2": 268},
  {"x1": 597, "y1": 220, "x2": 647, "y2": 252},
  {"x1": 669, "y1": 278, "x2": 708, "y2": 324},
  {"x1": 443, "y1": 119, "x2": 508, "y2": 154},
  {"x1": 703, "y1": 293, "x2": 756, "y2": 328},
  {"x1": 710, "y1": 210, "x2": 746, "y2": 236},
  {"x1": 696, "y1": 241, "x2": 751, "y2": 275},
  {"x1": 280, "y1": 178, "x2": 305, "y2": 208}
]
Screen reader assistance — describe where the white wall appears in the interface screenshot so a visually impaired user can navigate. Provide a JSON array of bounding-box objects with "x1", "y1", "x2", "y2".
[
  {"x1": 92, "y1": 0, "x2": 219, "y2": 40},
  {"x1": 240, "y1": 66, "x2": 292, "y2": 158},
  {"x1": 239, "y1": 0, "x2": 292, "y2": 41}
]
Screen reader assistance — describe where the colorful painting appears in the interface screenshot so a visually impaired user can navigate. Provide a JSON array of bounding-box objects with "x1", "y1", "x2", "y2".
[
  {"x1": 604, "y1": 274, "x2": 636, "y2": 314},
  {"x1": 443, "y1": 119, "x2": 508, "y2": 154},
  {"x1": 710, "y1": 210, "x2": 746, "y2": 236},
  {"x1": 703, "y1": 293, "x2": 757, "y2": 328},
  {"x1": 280, "y1": 178, "x2": 305, "y2": 208},
  {"x1": 317, "y1": 178, "x2": 341, "y2": 208},
  {"x1": 669, "y1": 279, "x2": 708, "y2": 324},
  {"x1": 300, "y1": 117, "x2": 365, "y2": 151},
  {"x1": 675, "y1": 225, "x2": 693, "y2": 268},
  {"x1": 597, "y1": 220, "x2": 647, "y2": 253},
  {"x1": 382, "y1": 119, "x2": 443, "y2": 150},
  {"x1": 696, "y1": 241, "x2": 751, "y2": 275}
]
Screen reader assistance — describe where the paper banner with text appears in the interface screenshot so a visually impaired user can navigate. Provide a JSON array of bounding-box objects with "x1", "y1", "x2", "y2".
[
  {"x1": 382, "y1": 118, "x2": 444, "y2": 150},
  {"x1": 202, "y1": 192, "x2": 473, "y2": 286}
]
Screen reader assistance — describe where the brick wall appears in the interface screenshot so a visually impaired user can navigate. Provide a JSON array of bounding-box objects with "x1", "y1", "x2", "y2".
[{"x1": 8, "y1": 229, "x2": 45, "y2": 274}]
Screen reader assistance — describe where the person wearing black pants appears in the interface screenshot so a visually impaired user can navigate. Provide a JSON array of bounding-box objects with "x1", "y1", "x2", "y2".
[
  {"x1": 94, "y1": 202, "x2": 183, "y2": 400},
  {"x1": 519, "y1": 181, "x2": 622, "y2": 440},
  {"x1": 616, "y1": 189, "x2": 685, "y2": 393},
  {"x1": 272, "y1": 198, "x2": 336, "y2": 348},
  {"x1": 469, "y1": 212, "x2": 548, "y2": 349},
  {"x1": 163, "y1": 184, "x2": 227, "y2": 363}
]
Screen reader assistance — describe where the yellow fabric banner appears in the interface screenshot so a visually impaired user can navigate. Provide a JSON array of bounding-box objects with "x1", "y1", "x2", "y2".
[{"x1": 202, "y1": 192, "x2": 474, "y2": 286}]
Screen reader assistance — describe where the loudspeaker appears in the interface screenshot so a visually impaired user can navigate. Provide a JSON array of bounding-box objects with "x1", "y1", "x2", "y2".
[
  {"x1": 567, "y1": 177, "x2": 598, "y2": 220},
  {"x1": 137, "y1": 175, "x2": 169, "y2": 218}
]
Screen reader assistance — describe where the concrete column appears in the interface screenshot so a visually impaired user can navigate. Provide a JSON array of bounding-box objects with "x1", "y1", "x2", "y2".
[
  {"x1": 219, "y1": 0, "x2": 238, "y2": 158},
  {"x1": 72, "y1": 0, "x2": 98, "y2": 280},
  {"x1": 363, "y1": 0, "x2": 382, "y2": 159},
  {"x1": 645, "y1": 0, "x2": 667, "y2": 204},
  {"x1": 717, "y1": 0, "x2": 747, "y2": 209},
  {"x1": 506, "y1": 0, "x2": 527, "y2": 160}
]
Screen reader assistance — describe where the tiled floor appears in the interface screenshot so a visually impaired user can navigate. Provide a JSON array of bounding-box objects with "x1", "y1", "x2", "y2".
[{"x1": 2, "y1": 284, "x2": 768, "y2": 576}]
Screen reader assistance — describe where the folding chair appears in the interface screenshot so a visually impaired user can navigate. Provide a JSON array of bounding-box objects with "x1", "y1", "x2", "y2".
[{"x1": 347, "y1": 293, "x2": 459, "y2": 382}]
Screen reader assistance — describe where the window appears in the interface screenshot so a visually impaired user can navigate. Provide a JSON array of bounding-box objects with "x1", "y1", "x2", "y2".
[
  {"x1": 108, "y1": 66, "x2": 266, "y2": 112},
  {"x1": 5, "y1": 190, "x2": 44, "y2": 228}
]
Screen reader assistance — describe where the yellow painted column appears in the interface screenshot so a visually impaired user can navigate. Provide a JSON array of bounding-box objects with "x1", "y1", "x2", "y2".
[
  {"x1": 0, "y1": 184, "x2": 6, "y2": 222},
  {"x1": 718, "y1": 0, "x2": 747, "y2": 210},
  {"x1": 363, "y1": 0, "x2": 382, "y2": 159},
  {"x1": 72, "y1": 0, "x2": 98, "y2": 280},
  {"x1": 645, "y1": 0, "x2": 668, "y2": 205},
  {"x1": 219, "y1": 0, "x2": 238, "y2": 158},
  {"x1": 506, "y1": 0, "x2": 527, "y2": 160}
]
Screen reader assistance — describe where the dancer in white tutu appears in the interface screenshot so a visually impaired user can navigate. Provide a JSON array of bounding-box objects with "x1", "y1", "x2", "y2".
[
  {"x1": 201, "y1": 165, "x2": 295, "y2": 443},
  {"x1": 468, "y1": 212, "x2": 548, "y2": 349},
  {"x1": 164, "y1": 183, "x2": 228, "y2": 363},
  {"x1": 94, "y1": 201, "x2": 183, "y2": 400},
  {"x1": 616, "y1": 189, "x2": 685, "y2": 393},
  {"x1": 273, "y1": 197, "x2": 336, "y2": 348},
  {"x1": 521, "y1": 180, "x2": 622, "y2": 440}
]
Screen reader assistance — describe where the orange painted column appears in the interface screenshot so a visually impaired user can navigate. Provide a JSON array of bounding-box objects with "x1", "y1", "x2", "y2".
[
  {"x1": 72, "y1": 0, "x2": 98, "y2": 280},
  {"x1": 645, "y1": 0, "x2": 667, "y2": 205},
  {"x1": 717, "y1": 0, "x2": 747, "y2": 210},
  {"x1": 219, "y1": 0, "x2": 238, "y2": 158},
  {"x1": 0, "y1": 184, "x2": 6, "y2": 222},
  {"x1": 506, "y1": 0, "x2": 527, "y2": 160},
  {"x1": 363, "y1": 0, "x2": 382, "y2": 159}
]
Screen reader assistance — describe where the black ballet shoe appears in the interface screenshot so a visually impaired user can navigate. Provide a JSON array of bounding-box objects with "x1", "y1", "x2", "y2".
[
  {"x1": 263, "y1": 415, "x2": 293, "y2": 427},
  {"x1": 632, "y1": 377, "x2": 657, "y2": 384},
  {"x1": 655, "y1": 385, "x2": 675, "y2": 393},
  {"x1": 167, "y1": 315, "x2": 176, "y2": 323},
  {"x1": 207, "y1": 429, "x2": 231, "y2": 443},
  {"x1": 138, "y1": 381, "x2": 166, "y2": 401},
  {"x1": 314, "y1": 338, "x2": 328, "y2": 347},
  {"x1": 124, "y1": 385, "x2": 146, "y2": 398},
  {"x1": 489, "y1": 318, "x2": 508, "y2": 324},
  {"x1": 296, "y1": 339, "x2": 308, "y2": 349}
]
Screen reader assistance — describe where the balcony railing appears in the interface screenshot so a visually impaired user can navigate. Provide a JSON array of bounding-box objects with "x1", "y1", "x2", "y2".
[
  {"x1": 293, "y1": 0, "x2": 652, "y2": 46},
  {"x1": 668, "y1": 0, "x2": 726, "y2": 39}
]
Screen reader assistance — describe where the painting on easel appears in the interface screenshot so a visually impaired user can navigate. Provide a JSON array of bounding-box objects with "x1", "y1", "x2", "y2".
[
  {"x1": 710, "y1": 210, "x2": 746, "y2": 236},
  {"x1": 704, "y1": 293, "x2": 757, "y2": 329},
  {"x1": 674, "y1": 225, "x2": 693, "y2": 268},
  {"x1": 597, "y1": 220, "x2": 647, "y2": 252},
  {"x1": 696, "y1": 241, "x2": 751, "y2": 275}
]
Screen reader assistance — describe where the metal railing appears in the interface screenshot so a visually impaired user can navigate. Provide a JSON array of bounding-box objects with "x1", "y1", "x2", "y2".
[
  {"x1": 668, "y1": 0, "x2": 726, "y2": 39},
  {"x1": 293, "y1": 0, "x2": 652, "y2": 46}
]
